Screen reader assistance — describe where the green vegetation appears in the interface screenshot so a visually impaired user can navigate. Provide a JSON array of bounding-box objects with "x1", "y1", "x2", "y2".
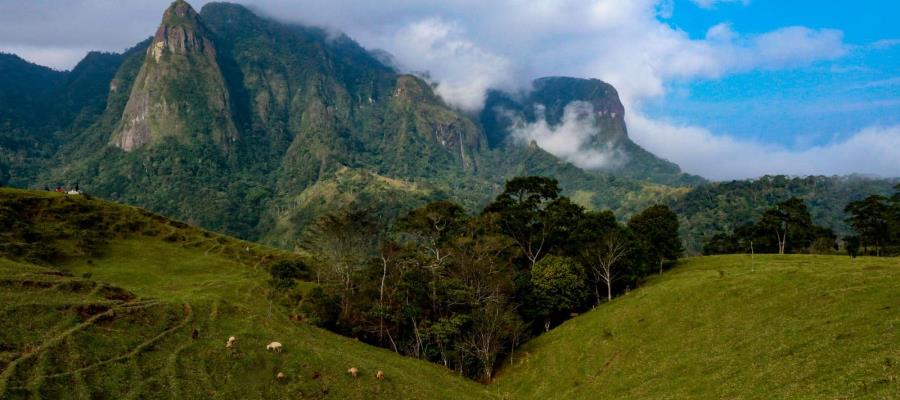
[
  {"x1": 672, "y1": 175, "x2": 898, "y2": 254},
  {"x1": 705, "y1": 184, "x2": 900, "y2": 257},
  {"x1": 298, "y1": 177, "x2": 678, "y2": 380},
  {"x1": 844, "y1": 184, "x2": 900, "y2": 256},
  {"x1": 2, "y1": 188, "x2": 898, "y2": 398},
  {"x1": 0, "y1": 188, "x2": 492, "y2": 399},
  {"x1": 495, "y1": 254, "x2": 900, "y2": 399},
  {"x1": 704, "y1": 197, "x2": 838, "y2": 256}
]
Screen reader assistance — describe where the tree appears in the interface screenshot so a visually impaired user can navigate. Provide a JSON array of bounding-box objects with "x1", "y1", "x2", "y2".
[
  {"x1": 844, "y1": 236, "x2": 860, "y2": 258},
  {"x1": 265, "y1": 259, "x2": 308, "y2": 317},
  {"x1": 301, "y1": 286, "x2": 340, "y2": 328},
  {"x1": 845, "y1": 195, "x2": 891, "y2": 256},
  {"x1": 396, "y1": 201, "x2": 467, "y2": 308},
  {"x1": 461, "y1": 301, "x2": 521, "y2": 383},
  {"x1": 301, "y1": 209, "x2": 382, "y2": 320},
  {"x1": 483, "y1": 177, "x2": 576, "y2": 269},
  {"x1": 531, "y1": 255, "x2": 588, "y2": 331},
  {"x1": 584, "y1": 231, "x2": 631, "y2": 303},
  {"x1": 628, "y1": 205, "x2": 683, "y2": 274},
  {"x1": 758, "y1": 198, "x2": 813, "y2": 254},
  {"x1": 267, "y1": 259, "x2": 307, "y2": 291}
]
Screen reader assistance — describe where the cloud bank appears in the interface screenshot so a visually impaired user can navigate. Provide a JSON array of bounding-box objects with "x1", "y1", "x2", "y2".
[{"x1": 629, "y1": 116, "x2": 900, "y2": 180}]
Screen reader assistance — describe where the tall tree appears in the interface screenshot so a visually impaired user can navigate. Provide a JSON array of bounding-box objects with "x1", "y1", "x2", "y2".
[
  {"x1": 531, "y1": 255, "x2": 588, "y2": 331},
  {"x1": 396, "y1": 201, "x2": 467, "y2": 309},
  {"x1": 845, "y1": 195, "x2": 892, "y2": 256},
  {"x1": 628, "y1": 205, "x2": 683, "y2": 274},
  {"x1": 758, "y1": 198, "x2": 813, "y2": 255},
  {"x1": 301, "y1": 209, "x2": 382, "y2": 320},
  {"x1": 583, "y1": 231, "x2": 631, "y2": 302},
  {"x1": 483, "y1": 177, "x2": 575, "y2": 269},
  {"x1": 461, "y1": 301, "x2": 520, "y2": 383}
]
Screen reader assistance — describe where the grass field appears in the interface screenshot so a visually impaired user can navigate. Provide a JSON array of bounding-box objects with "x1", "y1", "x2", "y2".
[
  {"x1": 494, "y1": 254, "x2": 900, "y2": 399},
  {"x1": 2, "y1": 188, "x2": 898, "y2": 399},
  {"x1": 0, "y1": 189, "x2": 492, "y2": 399}
]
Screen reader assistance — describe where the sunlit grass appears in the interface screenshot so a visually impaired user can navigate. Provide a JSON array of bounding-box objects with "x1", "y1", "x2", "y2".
[{"x1": 495, "y1": 254, "x2": 900, "y2": 399}]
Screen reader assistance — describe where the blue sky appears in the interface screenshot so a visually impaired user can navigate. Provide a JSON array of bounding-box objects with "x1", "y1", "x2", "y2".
[
  {"x1": 648, "y1": 0, "x2": 900, "y2": 148},
  {"x1": 0, "y1": 0, "x2": 897, "y2": 179}
]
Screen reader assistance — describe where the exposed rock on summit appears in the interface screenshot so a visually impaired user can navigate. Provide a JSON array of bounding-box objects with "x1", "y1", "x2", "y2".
[{"x1": 111, "y1": 0, "x2": 237, "y2": 152}]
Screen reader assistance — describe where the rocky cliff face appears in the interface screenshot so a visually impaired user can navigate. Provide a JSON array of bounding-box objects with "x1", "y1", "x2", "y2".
[{"x1": 111, "y1": 0, "x2": 237, "y2": 152}]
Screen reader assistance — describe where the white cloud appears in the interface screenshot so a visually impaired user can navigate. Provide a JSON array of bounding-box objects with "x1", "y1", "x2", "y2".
[
  {"x1": 507, "y1": 101, "x2": 625, "y2": 169},
  {"x1": 373, "y1": 18, "x2": 517, "y2": 112},
  {"x1": 691, "y1": 0, "x2": 750, "y2": 9},
  {"x1": 628, "y1": 114, "x2": 900, "y2": 179}
]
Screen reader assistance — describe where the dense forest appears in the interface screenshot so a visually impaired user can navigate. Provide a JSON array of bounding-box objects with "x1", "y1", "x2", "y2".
[
  {"x1": 270, "y1": 177, "x2": 681, "y2": 381},
  {"x1": 704, "y1": 184, "x2": 900, "y2": 257}
]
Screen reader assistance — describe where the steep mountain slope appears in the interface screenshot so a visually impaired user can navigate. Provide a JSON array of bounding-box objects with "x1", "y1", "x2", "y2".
[
  {"x1": 0, "y1": 188, "x2": 494, "y2": 399},
  {"x1": 0, "y1": 54, "x2": 66, "y2": 131},
  {"x1": 110, "y1": 0, "x2": 237, "y2": 152},
  {"x1": 495, "y1": 254, "x2": 900, "y2": 399},
  {"x1": 0, "y1": 52, "x2": 124, "y2": 186}
]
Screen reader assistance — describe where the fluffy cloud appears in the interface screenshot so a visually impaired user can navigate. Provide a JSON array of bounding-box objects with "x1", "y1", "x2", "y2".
[
  {"x1": 372, "y1": 18, "x2": 517, "y2": 112},
  {"x1": 628, "y1": 115, "x2": 900, "y2": 180},
  {"x1": 507, "y1": 101, "x2": 625, "y2": 170}
]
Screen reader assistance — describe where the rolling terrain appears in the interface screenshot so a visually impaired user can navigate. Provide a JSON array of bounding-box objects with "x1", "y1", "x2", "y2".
[{"x1": 2, "y1": 189, "x2": 898, "y2": 398}]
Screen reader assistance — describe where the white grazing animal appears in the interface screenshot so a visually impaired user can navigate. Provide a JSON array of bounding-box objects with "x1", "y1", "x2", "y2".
[
  {"x1": 347, "y1": 367, "x2": 359, "y2": 378},
  {"x1": 226, "y1": 336, "x2": 236, "y2": 348},
  {"x1": 267, "y1": 341, "x2": 283, "y2": 352}
]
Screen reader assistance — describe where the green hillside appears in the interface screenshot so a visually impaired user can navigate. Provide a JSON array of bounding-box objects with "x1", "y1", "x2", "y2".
[
  {"x1": 495, "y1": 254, "x2": 900, "y2": 399},
  {"x1": 0, "y1": 188, "x2": 492, "y2": 399},
  {"x1": 3, "y1": 189, "x2": 898, "y2": 399}
]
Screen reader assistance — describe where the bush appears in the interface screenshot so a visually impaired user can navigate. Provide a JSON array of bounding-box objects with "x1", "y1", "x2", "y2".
[
  {"x1": 267, "y1": 259, "x2": 308, "y2": 290},
  {"x1": 301, "y1": 286, "x2": 340, "y2": 328}
]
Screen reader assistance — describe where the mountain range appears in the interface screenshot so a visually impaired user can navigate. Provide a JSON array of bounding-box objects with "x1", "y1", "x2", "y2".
[{"x1": 0, "y1": 0, "x2": 895, "y2": 252}]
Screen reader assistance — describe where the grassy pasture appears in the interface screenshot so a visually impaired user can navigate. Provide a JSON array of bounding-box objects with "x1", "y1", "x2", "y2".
[{"x1": 495, "y1": 254, "x2": 900, "y2": 399}]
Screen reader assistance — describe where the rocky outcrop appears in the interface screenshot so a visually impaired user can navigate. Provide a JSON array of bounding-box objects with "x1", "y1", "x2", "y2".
[{"x1": 111, "y1": 0, "x2": 237, "y2": 152}]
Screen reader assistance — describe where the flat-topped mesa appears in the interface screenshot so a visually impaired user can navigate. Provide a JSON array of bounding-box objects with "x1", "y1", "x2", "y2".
[{"x1": 111, "y1": 0, "x2": 237, "y2": 152}]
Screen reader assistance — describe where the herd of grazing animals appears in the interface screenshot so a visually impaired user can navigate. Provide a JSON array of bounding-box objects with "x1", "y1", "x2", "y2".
[{"x1": 223, "y1": 336, "x2": 385, "y2": 382}]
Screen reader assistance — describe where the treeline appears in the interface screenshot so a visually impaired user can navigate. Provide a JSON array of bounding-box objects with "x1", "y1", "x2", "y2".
[
  {"x1": 704, "y1": 184, "x2": 900, "y2": 257},
  {"x1": 703, "y1": 198, "x2": 838, "y2": 255},
  {"x1": 288, "y1": 177, "x2": 682, "y2": 382},
  {"x1": 672, "y1": 175, "x2": 898, "y2": 254}
]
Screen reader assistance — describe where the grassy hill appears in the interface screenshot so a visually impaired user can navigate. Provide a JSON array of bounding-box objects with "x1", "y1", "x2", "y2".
[
  {"x1": 495, "y1": 254, "x2": 900, "y2": 399},
  {"x1": 3, "y1": 188, "x2": 899, "y2": 399},
  {"x1": 0, "y1": 188, "x2": 492, "y2": 399}
]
